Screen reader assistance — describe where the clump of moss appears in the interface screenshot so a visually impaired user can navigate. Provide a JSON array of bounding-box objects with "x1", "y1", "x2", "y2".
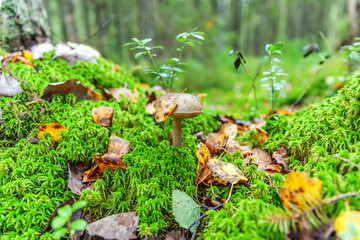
[{"x1": 263, "y1": 73, "x2": 360, "y2": 161}]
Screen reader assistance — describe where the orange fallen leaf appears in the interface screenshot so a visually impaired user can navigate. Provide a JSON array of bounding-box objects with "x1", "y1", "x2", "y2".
[
  {"x1": 38, "y1": 123, "x2": 67, "y2": 142},
  {"x1": 280, "y1": 171, "x2": 322, "y2": 211},
  {"x1": 220, "y1": 123, "x2": 238, "y2": 149},
  {"x1": 266, "y1": 110, "x2": 293, "y2": 118},
  {"x1": 82, "y1": 165, "x2": 102, "y2": 183},
  {"x1": 255, "y1": 128, "x2": 270, "y2": 146},
  {"x1": 195, "y1": 142, "x2": 212, "y2": 185},
  {"x1": 25, "y1": 99, "x2": 46, "y2": 106},
  {"x1": 42, "y1": 79, "x2": 102, "y2": 102},
  {"x1": 112, "y1": 64, "x2": 121, "y2": 72},
  {"x1": 5, "y1": 50, "x2": 34, "y2": 67},
  {"x1": 95, "y1": 133, "x2": 129, "y2": 172},
  {"x1": 265, "y1": 164, "x2": 283, "y2": 173},
  {"x1": 154, "y1": 97, "x2": 178, "y2": 123},
  {"x1": 92, "y1": 106, "x2": 114, "y2": 127}
]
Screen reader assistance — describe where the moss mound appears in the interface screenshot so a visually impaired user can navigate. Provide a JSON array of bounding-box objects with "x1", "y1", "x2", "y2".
[
  {"x1": 202, "y1": 74, "x2": 360, "y2": 239},
  {"x1": 1, "y1": 55, "x2": 360, "y2": 239},
  {"x1": 0, "y1": 55, "x2": 219, "y2": 238}
]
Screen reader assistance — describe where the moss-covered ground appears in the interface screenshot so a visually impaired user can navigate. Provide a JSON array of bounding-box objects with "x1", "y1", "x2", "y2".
[{"x1": 1, "y1": 53, "x2": 359, "y2": 239}]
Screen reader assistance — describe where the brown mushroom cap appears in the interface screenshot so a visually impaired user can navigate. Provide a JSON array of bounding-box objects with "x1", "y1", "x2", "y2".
[{"x1": 155, "y1": 93, "x2": 203, "y2": 119}]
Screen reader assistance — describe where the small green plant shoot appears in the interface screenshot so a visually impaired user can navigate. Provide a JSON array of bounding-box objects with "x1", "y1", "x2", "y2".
[
  {"x1": 51, "y1": 200, "x2": 87, "y2": 240},
  {"x1": 124, "y1": 28, "x2": 204, "y2": 92},
  {"x1": 260, "y1": 42, "x2": 288, "y2": 114}
]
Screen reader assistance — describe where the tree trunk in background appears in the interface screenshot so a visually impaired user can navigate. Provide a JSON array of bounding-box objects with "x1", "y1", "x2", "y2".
[
  {"x1": 62, "y1": 0, "x2": 79, "y2": 42},
  {"x1": 95, "y1": 0, "x2": 105, "y2": 54},
  {"x1": 137, "y1": 0, "x2": 154, "y2": 39},
  {"x1": 113, "y1": 0, "x2": 123, "y2": 60},
  {"x1": 0, "y1": 0, "x2": 50, "y2": 51},
  {"x1": 278, "y1": 0, "x2": 287, "y2": 39},
  {"x1": 348, "y1": 0, "x2": 359, "y2": 39},
  {"x1": 83, "y1": 0, "x2": 91, "y2": 43},
  {"x1": 230, "y1": 0, "x2": 241, "y2": 49}
]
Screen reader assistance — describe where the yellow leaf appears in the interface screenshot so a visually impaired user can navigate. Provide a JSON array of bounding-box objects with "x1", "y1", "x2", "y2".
[
  {"x1": 207, "y1": 158, "x2": 247, "y2": 185},
  {"x1": 38, "y1": 123, "x2": 67, "y2": 142},
  {"x1": 280, "y1": 171, "x2": 322, "y2": 211},
  {"x1": 335, "y1": 211, "x2": 360, "y2": 240},
  {"x1": 195, "y1": 142, "x2": 212, "y2": 185},
  {"x1": 255, "y1": 128, "x2": 270, "y2": 146},
  {"x1": 91, "y1": 106, "x2": 114, "y2": 127},
  {"x1": 154, "y1": 98, "x2": 178, "y2": 123}
]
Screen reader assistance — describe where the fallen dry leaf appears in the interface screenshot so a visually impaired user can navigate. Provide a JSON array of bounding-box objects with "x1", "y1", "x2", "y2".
[
  {"x1": 38, "y1": 123, "x2": 67, "y2": 142},
  {"x1": 207, "y1": 158, "x2": 247, "y2": 185},
  {"x1": 92, "y1": 106, "x2": 114, "y2": 127},
  {"x1": 242, "y1": 148, "x2": 272, "y2": 171},
  {"x1": 272, "y1": 145, "x2": 291, "y2": 173},
  {"x1": 3, "y1": 50, "x2": 34, "y2": 67},
  {"x1": 335, "y1": 211, "x2": 360, "y2": 239},
  {"x1": 68, "y1": 162, "x2": 94, "y2": 195},
  {"x1": 195, "y1": 142, "x2": 212, "y2": 185},
  {"x1": 110, "y1": 87, "x2": 132, "y2": 101},
  {"x1": 227, "y1": 140, "x2": 241, "y2": 154},
  {"x1": 265, "y1": 163, "x2": 283, "y2": 174},
  {"x1": 86, "y1": 212, "x2": 138, "y2": 240},
  {"x1": 220, "y1": 123, "x2": 238, "y2": 149},
  {"x1": 95, "y1": 133, "x2": 129, "y2": 172},
  {"x1": 154, "y1": 97, "x2": 178, "y2": 123},
  {"x1": 145, "y1": 91, "x2": 157, "y2": 115},
  {"x1": 255, "y1": 128, "x2": 270, "y2": 146},
  {"x1": 25, "y1": 99, "x2": 46, "y2": 106},
  {"x1": 280, "y1": 171, "x2": 322, "y2": 211},
  {"x1": 266, "y1": 110, "x2": 293, "y2": 118},
  {"x1": 42, "y1": 79, "x2": 102, "y2": 102}
]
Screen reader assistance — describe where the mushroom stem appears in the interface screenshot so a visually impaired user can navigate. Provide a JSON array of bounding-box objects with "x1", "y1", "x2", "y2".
[{"x1": 173, "y1": 118, "x2": 182, "y2": 148}]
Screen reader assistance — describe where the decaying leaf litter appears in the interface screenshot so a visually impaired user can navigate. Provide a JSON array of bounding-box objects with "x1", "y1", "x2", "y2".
[{"x1": 1, "y1": 45, "x2": 359, "y2": 240}]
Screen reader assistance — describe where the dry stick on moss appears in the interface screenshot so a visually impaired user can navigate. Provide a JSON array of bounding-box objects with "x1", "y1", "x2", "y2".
[{"x1": 329, "y1": 155, "x2": 360, "y2": 169}]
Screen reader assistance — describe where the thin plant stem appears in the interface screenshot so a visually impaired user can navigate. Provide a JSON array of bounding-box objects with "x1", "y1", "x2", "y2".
[
  {"x1": 268, "y1": 55, "x2": 275, "y2": 114},
  {"x1": 170, "y1": 44, "x2": 184, "y2": 92},
  {"x1": 329, "y1": 155, "x2": 360, "y2": 169},
  {"x1": 242, "y1": 64, "x2": 264, "y2": 118},
  {"x1": 147, "y1": 51, "x2": 167, "y2": 91}
]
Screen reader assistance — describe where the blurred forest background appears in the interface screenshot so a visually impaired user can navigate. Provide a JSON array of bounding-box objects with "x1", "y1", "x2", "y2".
[{"x1": 9, "y1": 0, "x2": 360, "y2": 115}]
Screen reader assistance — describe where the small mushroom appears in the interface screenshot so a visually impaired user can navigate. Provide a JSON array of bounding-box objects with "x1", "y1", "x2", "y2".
[
  {"x1": 197, "y1": 93, "x2": 207, "y2": 106},
  {"x1": 155, "y1": 93, "x2": 203, "y2": 148}
]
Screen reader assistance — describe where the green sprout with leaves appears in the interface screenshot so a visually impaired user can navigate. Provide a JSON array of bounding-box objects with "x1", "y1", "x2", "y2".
[
  {"x1": 124, "y1": 29, "x2": 204, "y2": 92},
  {"x1": 51, "y1": 200, "x2": 87, "y2": 240},
  {"x1": 260, "y1": 42, "x2": 288, "y2": 114}
]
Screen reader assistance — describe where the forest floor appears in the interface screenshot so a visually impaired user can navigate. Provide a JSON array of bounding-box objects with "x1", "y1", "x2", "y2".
[{"x1": 0, "y1": 48, "x2": 359, "y2": 240}]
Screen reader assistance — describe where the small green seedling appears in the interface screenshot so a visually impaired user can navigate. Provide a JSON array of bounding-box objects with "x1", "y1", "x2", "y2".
[
  {"x1": 51, "y1": 200, "x2": 87, "y2": 240},
  {"x1": 260, "y1": 42, "x2": 288, "y2": 114},
  {"x1": 124, "y1": 28, "x2": 204, "y2": 92}
]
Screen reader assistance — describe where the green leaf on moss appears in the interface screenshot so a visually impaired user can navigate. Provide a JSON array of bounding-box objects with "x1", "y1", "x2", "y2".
[{"x1": 172, "y1": 190, "x2": 201, "y2": 232}]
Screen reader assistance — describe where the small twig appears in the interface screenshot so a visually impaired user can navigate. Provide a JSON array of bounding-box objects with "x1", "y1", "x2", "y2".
[
  {"x1": 329, "y1": 155, "x2": 360, "y2": 169},
  {"x1": 225, "y1": 183, "x2": 234, "y2": 203}
]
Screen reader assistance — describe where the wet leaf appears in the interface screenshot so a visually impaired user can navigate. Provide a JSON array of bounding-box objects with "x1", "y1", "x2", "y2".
[
  {"x1": 86, "y1": 212, "x2": 139, "y2": 240},
  {"x1": 335, "y1": 211, "x2": 360, "y2": 239},
  {"x1": 68, "y1": 162, "x2": 94, "y2": 195},
  {"x1": 255, "y1": 128, "x2": 270, "y2": 146},
  {"x1": 207, "y1": 158, "x2": 247, "y2": 185},
  {"x1": 82, "y1": 165, "x2": 101, "y2": 183},
  {"x1": 154, "y1": 97, "x2": 178, "y2": 123},
  {"x1": 38, "y1": 123, "x2": 67, "y2": 142},
  {"x1": 5, "y1": 50, "x2": 34, "y2": 67},
  {"x1": 280, "y1": 171, "x2": 322, "y2": 211},
  {"x1": 91, "y1": 106, "x2": 114, "y2": 127},
  {"x1": 265, "y1": 163, "x2": 283, "y2": 174},
  {"x1": 205, "y1": 132, "x2": 227, "y2": 154},
  {"x1": 42, "y1": 79, "x2": 102, "y2": 102},
  {"x1": 172, "y1": 190, "x2": 200, "y2": 232},
  {"x1": 195, "y1": 142, "x2": 212, "y2": 185}
]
